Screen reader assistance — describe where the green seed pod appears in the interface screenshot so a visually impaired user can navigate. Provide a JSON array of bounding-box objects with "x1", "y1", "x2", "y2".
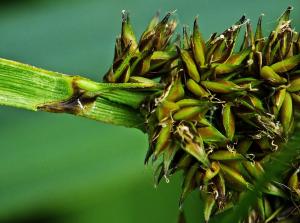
[
  {"x1": 163, "y1": 142, "x2": 180, "y2": 176},
  {"x1": 269, "y1": 40, "x2": 280, "y2": 64},
  {"x1": 173, "y1": 106, "x2": 207, "y2": 121},
  {"x1": 215, "y1": 63, "x2": 240, "y2": 75},
  {"x1": 222, "y1": 103, "x2": 235, "y2": 141},
  {"x1": 113, "y1": 53, "x2": 133, "y2": 82},
  {"x1": 280, "y1": 92, "x2": 293, "y2": 136},
  {"x1": 215, "y1": 173, "x2": 226, "y2": 203},
  {"x1": 263, "y1": 183, "x2": 287, "y2": 198},
  {"x1": 129, "y1": 76, "x2": 158, "y2": 84},
  {"x1": 288, "y1": 168, "x2": 300, "y2": 196},
  {"x1": 242, "y1": 161, "x2": 264, "y2": 179},
  {"x1": 287, "y1": 77, "x2": 300, "y2": 92},
  {"x1": 237, "y1": 138, "x2": 253, "y2": 154},
  {"x1": 192, "y1": 17, "x2": 206, "y2": 68},
  {"x1": 271, "y1": 54, "x2": 300, "y2": 73},
  {"x1": 130, "y1": 50, "x2": 152, "y2": 76},
  {"x1": 248, "y1": 95, "x2": 265, "y2": 111},
  {"x1": 200, "y1": 191, "x2": 216, "y2": 222},
  {"x1": 121, "y1": 65, "x2": 131, "y2": 83},
  {"x1": 154, "y1": 123, "x2": 172, "y2": 159},
  {"x1": 175, "y1": 98, "x2": 209, "y2": 108},
  {"x1": 263, "y1": 197, "x2": 272, "y2": 219},
  {"x1": 254, "y1": 15, "x2": 263, "y2": 52},
  {"x1": 256, "y1": 137, "x2": 271, "y2": 151},
  {"x1": 225, "y1": 48, "x2": 251, "y2": 65},
  {"x1": 166, "y1": 76, "x2": 185, "y2": 101},
  {"x1": 176, "y1": 46, "x2": 201, "y2": 82},
  {"x1": 272, "y1": 88, "x2": 286, "y2": 116},
  {"x1": 113, "y1": 36, "x2": 122, "y2": 61},
  {"x1": 151, "y1": 50, "x2": 177, "y2": 60},
  {"x1": 201, "y1": 80, "x2": 243, "y2": 93},
  {"x1": 177, "y1": 211, "x2": 186, "y2": 223},
  {"x1": 203, "y1": 161, "x2": 220, "y2": 184},
  {"x1": 291, "y1": 92, "x2": 300, "y2": 106},
  {"x1": 180, "y1": 164, "x2": 199, "y2": 206},
  {"x1": 182, "y1": 26, "x2": 190, "y2": 49},
  {"x1": 197, "y1": 126, "x2": 227, "y2": 144},
  {"x1": 121, "y1": 11, "x2": 138, "y2": 52},
  {"x1": 233, "y1": 77, "x2": 263, "y2": 88},
  {"x1": 182, "y1": 135, "x2": 210, "y2": 167},
  {"x1": 219, "y1": 163, "x2": 252, "y2": 190},
  {"x1": 210, "y1": 150, "x2": 245, "y2": 161},
  {"x1": 153, "y1": 162, "x2": 164, "y2": 186},
  {"x1": 140, "y1": 12, "x2": 159, "y2": 43},
  {"x1": 260, "y1": 66, "x2": 287, "y2": 85},
  {"x1": 175, "y1": 153, "x2": 193, "y2": 171},
  {"x1": 186, "y1": 79, "x2": 210, "y2": 97},
  {"x1": 257, "y1": 197, "x2": 266, "y2": 221},
  {"x1": 156, "y1": 100, "x2": 180, "y2": 121}
]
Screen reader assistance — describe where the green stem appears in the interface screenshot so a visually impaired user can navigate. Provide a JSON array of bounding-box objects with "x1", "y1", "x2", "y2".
[{"x1": 0, "y1": 58, "x2": 160, "y2": 130}]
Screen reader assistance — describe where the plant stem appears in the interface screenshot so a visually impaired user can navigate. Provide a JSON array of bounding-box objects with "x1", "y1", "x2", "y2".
[{"x1": 0, "y1": 58, "x2": 160, "y2": 130}]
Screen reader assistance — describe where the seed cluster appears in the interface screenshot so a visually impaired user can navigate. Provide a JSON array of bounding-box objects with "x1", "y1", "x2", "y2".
[{"x1": 104, "y1": 8, "x2": 300, "y2": 222}]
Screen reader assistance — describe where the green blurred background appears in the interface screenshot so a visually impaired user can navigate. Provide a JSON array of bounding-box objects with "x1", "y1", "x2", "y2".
[{"x1": 0, "y1": 0, "x2": 299, "y2": 222}]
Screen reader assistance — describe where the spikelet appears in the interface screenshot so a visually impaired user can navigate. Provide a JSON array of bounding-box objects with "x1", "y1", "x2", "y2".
[{"x1": 105, "y1": 8, "x2": 300, "y2": 222}]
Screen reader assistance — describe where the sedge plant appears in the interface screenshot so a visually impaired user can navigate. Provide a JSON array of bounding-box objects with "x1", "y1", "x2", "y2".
[{"x1": 0, "y1": 7, "x2": 300, "y2": 223}]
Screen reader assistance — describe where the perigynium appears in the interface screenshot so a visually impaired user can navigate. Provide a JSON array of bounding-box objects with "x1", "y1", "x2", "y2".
[{"x1": 104, "y1": 7, "x2": 300, "y2": 222}]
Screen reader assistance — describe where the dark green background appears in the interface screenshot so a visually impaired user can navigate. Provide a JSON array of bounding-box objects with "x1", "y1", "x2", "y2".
[{"x1": 0, "y1": 1, "x2": 299, "y2": 222}]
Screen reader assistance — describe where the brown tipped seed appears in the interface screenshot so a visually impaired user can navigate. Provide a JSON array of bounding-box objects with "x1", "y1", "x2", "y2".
[
  {"x1": 156, "y1": 100, "x2": 180, "y2": 121},
  {"x1": 270, "y1": 54, "x2": 300, "y2": 73},
  {"x1": 209, "y1": 150, "x2": 245, "y2": 161},
  {"x1": 260, "y1": 66, "x2": 287, "y2": 84},
  {"x1": 222, "y1": 103, "x2": 235, "y2": 141},
  {"x1": 176, "y1": 46, "x2": 201, "y2": 82},
  {"x1": 173, "y1": 106, "x2": 207, "y2": 121},
  {"x1": 201, "y1": 80, "x2": 243, "y2": 93},
  {"x1": 186, "y1": 79, "x2": 210, "y2": 97},
  {"x1": 287, "y1": 77, "x2": 300, "y2": 92},
  {"x1": 280, "y1": 92, "x2": 293, "y2": 136}
]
